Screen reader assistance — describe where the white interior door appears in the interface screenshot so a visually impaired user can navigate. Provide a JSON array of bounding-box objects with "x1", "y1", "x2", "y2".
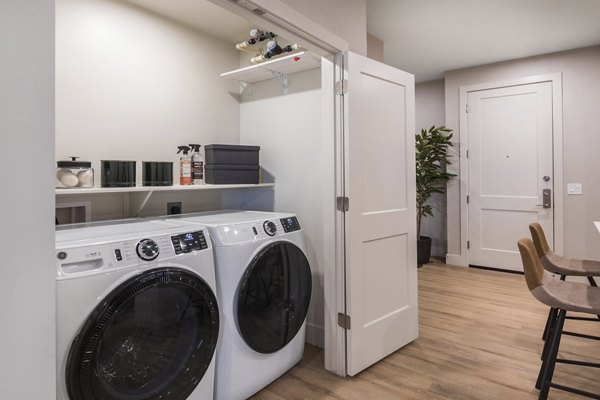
[
  {"x1": 467, "y1": 82, "x2": 554, "y2": 271},
  {"x1": 343, "y1": 52, "x2": 418, "y2": 376}
]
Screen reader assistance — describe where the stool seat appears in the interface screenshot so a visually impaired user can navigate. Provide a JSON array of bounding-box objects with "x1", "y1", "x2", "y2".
[
  {"x1": 535, "y1": 271, "x2": 600, "y2": 314},
  {"x1": 542, "y1": 253, "x2": 600, "y2": 277}
]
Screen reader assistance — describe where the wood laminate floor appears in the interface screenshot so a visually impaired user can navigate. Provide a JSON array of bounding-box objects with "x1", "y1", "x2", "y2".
[{"x1": 252, "y1": 261, "x2": 600, "y2": 399}]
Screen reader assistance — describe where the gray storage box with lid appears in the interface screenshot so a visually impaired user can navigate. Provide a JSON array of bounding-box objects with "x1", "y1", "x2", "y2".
[
  {"x1": 205, "y1": 144, "x2": 260, "y2": 165},
  {"x1": 204, "y1": 144, "x2": 260, "y2": 184}
]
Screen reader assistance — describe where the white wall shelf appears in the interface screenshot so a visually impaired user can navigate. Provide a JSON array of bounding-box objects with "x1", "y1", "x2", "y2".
[
  {"x1": 56, "y1": 183, "x2": 275, "y2": 217},
  {"x1": 221, "y1": 51, "x2": 320, "y2": 94},
  {"x1": 55, "y1": 183, "x2": 274, "y2": 196}
]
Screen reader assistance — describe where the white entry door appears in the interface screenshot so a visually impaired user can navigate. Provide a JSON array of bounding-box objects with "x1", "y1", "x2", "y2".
[
  {"x1": 467, "y1": 82, "x2": 554, "y2": 271},
  {"x1": 343, "y1": 52, "x2": 418, "y2": 376}
]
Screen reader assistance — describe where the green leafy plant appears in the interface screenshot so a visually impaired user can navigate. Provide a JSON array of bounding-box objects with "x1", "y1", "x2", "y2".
[{"x1": 416, "y1": 126, "x2": 455, "y2": 239}]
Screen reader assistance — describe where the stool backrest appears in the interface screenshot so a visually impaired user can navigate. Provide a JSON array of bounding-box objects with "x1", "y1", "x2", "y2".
[
  {"x1": 517, "y1": 238, "x2": 545, "y2": 291},
  {"x1": 529, "y1": 223, "x2": 551, "y2": 257}
]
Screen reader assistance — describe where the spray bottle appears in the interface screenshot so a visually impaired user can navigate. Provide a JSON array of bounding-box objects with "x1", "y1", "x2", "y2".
[
  {"x1": 177, "y1": 146, "x2": 192, "y2": 185},
  {"x1": 189, "y1": 144, "x2": 204, "y2": 185}
]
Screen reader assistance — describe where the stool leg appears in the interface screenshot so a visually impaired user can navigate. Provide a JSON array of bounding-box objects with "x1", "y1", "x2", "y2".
[
  {"x1": 536, "y1": 307, "x2": 561, "y2": 388},
  {"x1": 588, "y1": 277, "x2": 600, "y2": 320},
  {"x1": 540, "y1": 308, "x2": 559, "y2": 363},
  {"x1": 538, "y1": 309, "x2": 566, "y2": 400},
  {"x1": 542, "y1": 308, "x2": 553, "y2": 341},
  {"x1": 541, "y1": 307, "x2": 558, "y2": 343}
]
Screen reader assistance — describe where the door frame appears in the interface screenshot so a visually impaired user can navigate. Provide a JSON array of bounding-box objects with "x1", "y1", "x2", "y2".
[{"x1": 450, "y1": 73, "x2": 564, "y2": 267}]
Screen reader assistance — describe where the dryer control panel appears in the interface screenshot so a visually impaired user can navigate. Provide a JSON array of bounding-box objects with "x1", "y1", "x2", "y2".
[
  {"x1": 171, "y1": 231, "x2": 208, "y2": 254},
  {"x1": 280, "y1": 216, "x2": 301, "y2": 233}
]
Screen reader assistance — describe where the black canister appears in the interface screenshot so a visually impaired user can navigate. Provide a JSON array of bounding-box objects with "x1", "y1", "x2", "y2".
[
  {"x1": 101, "y1": 160, "x2": 136, "y2": 187},
  {"x1": 142, "y1": 161, "x2": 173, "y2": 186}
]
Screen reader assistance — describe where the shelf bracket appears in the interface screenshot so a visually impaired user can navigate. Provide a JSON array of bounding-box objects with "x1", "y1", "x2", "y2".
[
  {"x1": 236, "y1": 80, "x2": 251, "y2": 97},
  {"x1": 270, "y1": 70, "x2": 288, "y2": 95},
  {"x1": 132, "y1": 190, "x2": 154, "y2": 217}
]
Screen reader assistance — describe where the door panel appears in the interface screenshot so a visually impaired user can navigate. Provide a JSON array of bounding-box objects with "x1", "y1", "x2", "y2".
[
  {"x1": 360, "y1": 72, "x2": 408, "y2": 213},
  {"x1": 344, "y1": 52, "x2": 418, "y2": 376},
  {"x1": 468, "y1": 82, "x2": 553, "y2": 271}
]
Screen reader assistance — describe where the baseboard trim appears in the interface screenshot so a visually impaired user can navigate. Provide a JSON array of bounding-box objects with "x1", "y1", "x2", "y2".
[
  {"x1": 469, "y1": 264, "x2": 524, "y2": 275},
  {"x1": 446, "y1": 253, "x2": 467, "y2": 267}
]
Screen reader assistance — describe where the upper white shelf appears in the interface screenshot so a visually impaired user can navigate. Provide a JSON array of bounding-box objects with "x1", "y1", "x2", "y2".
[
  {"x1": 220, "y1": 51, "x2": 320, "y2": 84},
  {"x1": 55, "y1": 183, "x2": 274, "y2": 196}
]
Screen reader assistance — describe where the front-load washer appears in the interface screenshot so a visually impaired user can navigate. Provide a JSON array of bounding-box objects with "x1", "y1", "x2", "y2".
[
  {"x1": 55, "y1": 220, "x2": 219, "y2": 400},
  {"x1": 170, "y1": 211, "x2": 312, "y2": 400}
]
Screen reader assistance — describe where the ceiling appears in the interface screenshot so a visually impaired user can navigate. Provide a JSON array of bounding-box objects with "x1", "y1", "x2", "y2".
[
  {"x1": 368, "y1": 0, "x2": 600, "y2": 82},
  {"x1": 125, "y1": 0, "x2": 600, "y2": 83}
]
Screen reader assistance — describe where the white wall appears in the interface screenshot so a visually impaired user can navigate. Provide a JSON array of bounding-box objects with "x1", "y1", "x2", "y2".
[
  {"x1": 0, "y1": 1, "x2": 56, "y2": 398},
  {"x1": 240, "y1": 68, "x2": 325, "y2": 347},
  {"x1": 56, "y1": 190, "x2": 224, "y2": 223},
  {"x1": 445, "y1": 46, "x2": 600, "y2": 262},
  {"x1": 56, "y1": 0, "x2": 241, "y2": 187},
  {"x1": 415, "y1": 79, "x2": 446, "y2": 257},
  {"x1": 55, "y1": 0, "x2": 246, "y2": 220},
  {"x1": 280, "y1": 0, "x2": 367, "y2": 55},
  {"x1": 367, "y1": 33, "x2": 384, "y2": 62}
]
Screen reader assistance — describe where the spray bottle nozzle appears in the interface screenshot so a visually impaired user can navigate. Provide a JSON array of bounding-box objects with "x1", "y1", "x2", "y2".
[
  {"x1": 177, "y1": 145, "x2": 191, "y2": 155},
  {"x1": 189, "y1": 144, "x2": 201, "y2": 152}
]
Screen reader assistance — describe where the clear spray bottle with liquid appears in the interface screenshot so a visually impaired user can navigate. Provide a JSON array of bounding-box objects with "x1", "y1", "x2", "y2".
[
  {"x1": 177, "y1": 146, "x2": 192, "y2": 185},
  {"x1": 189, "y1": 144, "x2": 204, "y2": 185}
]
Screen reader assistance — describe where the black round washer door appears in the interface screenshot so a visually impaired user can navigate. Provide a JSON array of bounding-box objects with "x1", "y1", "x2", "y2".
[
  {"x1": 66, "y1": 267, "x2": 219, "y2": 400},
  {"x1": 237, "y1": 241, "x2": 312, "y2": 354}
]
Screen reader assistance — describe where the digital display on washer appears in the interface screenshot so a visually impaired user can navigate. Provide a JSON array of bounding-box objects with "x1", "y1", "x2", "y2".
[
  {"x1": 280, "y1": 216, "x2": 301, "y2": 232},
  {"x1": 171, "y1": 231, "x2": 207, "y2": 254}
]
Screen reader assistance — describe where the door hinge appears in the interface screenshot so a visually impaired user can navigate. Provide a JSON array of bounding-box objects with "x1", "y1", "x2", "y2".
[
  {"x1": 336, "y1": 196, "x2": 349, "y2": 212},
  {"x1": 338, "y1": 312, "x2": 351, "y2": 329},
  {"x1": 335, "y1": 79, "x2": 348, "y2": 96},
  {"x1": 466, "y1": 195, "x2": 469, "y2": 204},
  {"x1": 466, "y1": 149, "x2": 469, "y2": 158},
  {"x1": 467, "y1": 241, "x2": 470, "y2": 249},
  {"x1": 466, "y1": 104, "x2": 471, "y2": 113}
]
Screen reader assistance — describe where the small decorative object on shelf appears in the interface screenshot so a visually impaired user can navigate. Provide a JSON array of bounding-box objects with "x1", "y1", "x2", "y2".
[
  {"x1": 234, "y1": 28, "x2": 301, "y2": 65},
  {"x1": 56, "y1": 157, "x2": 94, "y2": 189}
]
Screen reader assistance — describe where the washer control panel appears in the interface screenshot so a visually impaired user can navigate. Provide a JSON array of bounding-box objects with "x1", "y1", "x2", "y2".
[
  {"x1": 280, "y1": 216, "x2": 301, "y2": 233},
  {"x1": 136, "y1": 239, "x2": 160, "y2": 261},
  {"x1": 171, "y1": 231, "x2": 208, "y2": 254},
  {"x1": 263, "y1": 220, "x2": 277, "y2": 236}
]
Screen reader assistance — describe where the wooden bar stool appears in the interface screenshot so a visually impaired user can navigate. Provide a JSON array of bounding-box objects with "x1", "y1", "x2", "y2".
[
  {"x1": 517, "y1": 238, "x2": 600, "y2": 399},
  {"x1": 529, "y1": 223, "x2": 600, "y2": 286},
  {"x1": 529, "y1": 223, "x2": 600, "y2": 341}
]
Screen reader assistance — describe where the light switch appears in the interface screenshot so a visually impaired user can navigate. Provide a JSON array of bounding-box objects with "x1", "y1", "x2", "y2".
[{"x1": 567, "y1": 183, "x2": 583, "y2": 195}]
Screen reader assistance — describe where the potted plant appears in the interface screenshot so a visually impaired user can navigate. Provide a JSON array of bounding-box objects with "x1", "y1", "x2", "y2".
[{"x1": 416, "y1": 125, "x2": 455, "y2": 266}]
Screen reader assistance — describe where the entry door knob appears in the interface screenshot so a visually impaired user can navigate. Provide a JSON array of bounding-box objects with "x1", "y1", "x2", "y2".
[{"x1": 543, "y1": 176, "x2": 551, "y2": 182}]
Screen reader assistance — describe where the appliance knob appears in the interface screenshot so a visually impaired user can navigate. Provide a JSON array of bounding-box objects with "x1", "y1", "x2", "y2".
[
  {"x1": 136, "y1": 239, "x2": 160, "y2": 261},
  {"x1": 263, "y1": 221, "x2": 277, "y2": 236}
]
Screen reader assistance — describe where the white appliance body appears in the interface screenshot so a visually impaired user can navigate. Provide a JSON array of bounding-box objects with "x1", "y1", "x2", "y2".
[
  {"x1": 55, "y1": 220, "x2": 219, "y2": 400},
  {"x1": 171, "y1": 211, "x2": 311, "y2": 400}
]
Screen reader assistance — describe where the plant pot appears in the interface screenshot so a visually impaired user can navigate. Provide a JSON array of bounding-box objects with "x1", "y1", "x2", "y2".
[{"x1": 417, "y1": 236, "x2": 432, "y2": 267}]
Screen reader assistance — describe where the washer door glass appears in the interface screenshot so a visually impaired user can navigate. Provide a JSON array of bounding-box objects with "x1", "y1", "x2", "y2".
[
  {"x1": 237, "y1": 241, "x2": 312, "y2": 354},
  {"x1": 66, "y1": 268, "x2": 219, "y2": 400}
]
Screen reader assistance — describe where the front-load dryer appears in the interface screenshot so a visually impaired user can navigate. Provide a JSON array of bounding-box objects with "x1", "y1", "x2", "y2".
[
  {"x1": 171, "y1": 211, "x2": 312, "y2": 400},
  {"x1": 55, "y1": 220, "x2": 219, "y2": 400}
]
